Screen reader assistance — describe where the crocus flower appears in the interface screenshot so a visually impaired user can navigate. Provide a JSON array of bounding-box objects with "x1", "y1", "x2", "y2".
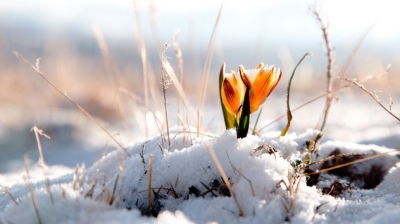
[
  {"x1": 220, "y1": 72, "x2": 245, "y2": 116},
  {"x1": 239, "y1": 63, "x2": 282, "y2": 113}
]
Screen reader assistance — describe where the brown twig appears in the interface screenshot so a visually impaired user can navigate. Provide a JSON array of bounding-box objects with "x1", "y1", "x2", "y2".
[
  {"x1": 14, "y1": 52, "x2": 130, "y2": 156},
  {"x1": 341, "y1": 77, "x2": 400, "y2": 121},
  {"x1": 310, "y1": 5, "x2": 334, "y2": 132},
  {"x1": 307, "y1": 148, "x2": 400, "y2": 176}
]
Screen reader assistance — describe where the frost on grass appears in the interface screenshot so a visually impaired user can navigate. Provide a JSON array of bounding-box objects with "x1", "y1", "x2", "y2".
[{"x1": 1, "y1": 128, "x2": 400, "y2": 223}]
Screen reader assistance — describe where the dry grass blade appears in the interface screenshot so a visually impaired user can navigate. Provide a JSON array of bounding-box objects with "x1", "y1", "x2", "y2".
[
  {"x1": 93, "y1": 27, "x2": 132, "y2": 133},
  {"x1": 148, "y1": 154, "x2": 154, "y2": 212},
  {"x1": 13, "y1": 52, "x2": 130, "y2": 156},
  {"x1": 307, "y1": 148, "x2": 400, "y2": 176},
  {"x1": 309, "y1": 151, "x2": 371, "y2": 166},
  {"x1": 290, "y1": 175, "x2": 303, "y2": 218},
  {"x1": 341, "y1": 77, "x2": 400, "y2": 121},
  {"x1": 197, "y1": 3, "x2": 224, "y2": 134},
  {"x1": 252, "y1": 107, "x2": 263, "y2": 135},
  {"x1": 31, "y1": 126, "x2": 53, "y2": 204},
  {"x1": 149, "y1": 0, "x2": 162, "y2": 56},
  {"x1": 258, "y1": 62, "x2": 391, "y2": 134},
  {"x1": 0, "y1": 185, "x2": 18, "y2": 205},
  {"x1": 205, "y1": 142, "x2": 245, "y2": 217},
  {"x1": 312, "y1": 201, "x2": 329, "y2": 221},
  {"x1": 108, "y1": 175, "x2": 120, "y2": 206},
  {"x1": 281, "y1": 53, "x2": 313, "y2": 136},
  {"x1": 174, "y1": 29, "x2": 184, "y2": 127},
  {"x1": 333, "y1": 25, "x2": 374, "y2": 90},
  {"x1": 161, "y1": 43, "x2": 196, "y2": 124},
  {"x1": 24, "y1": 155, "x2": 42, "y2": 224},
  {"x1": 115, "y1": 152, "x2": 125, "y2": 207},
  {"x1": 161, "y1": 44, "x2": 172, "y2": 150},
  {"x1": 133, "y1": 0, "x2": 149, "y2": 138},
  {"x1": 257, "y1": 93, "x2": 326, "y2": 133}
]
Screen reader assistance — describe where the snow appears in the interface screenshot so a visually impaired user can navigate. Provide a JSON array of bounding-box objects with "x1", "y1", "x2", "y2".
[{"x1": 1, "y1": 126, "x2": 399, "y2": 223}]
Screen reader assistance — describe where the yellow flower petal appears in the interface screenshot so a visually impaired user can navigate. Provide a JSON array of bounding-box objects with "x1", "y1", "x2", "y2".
[
  {"x1": 239, "y1": 64, "x2": 282, "y2": 113},
  {"x1": 221, "y1": 72, "x2": 245, "y2": 115}
]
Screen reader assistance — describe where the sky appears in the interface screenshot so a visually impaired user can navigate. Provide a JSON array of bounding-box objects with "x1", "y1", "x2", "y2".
[
  {"x1": 2, "y1": 0, "x2": 399, "y2": 77},
  {"x1": 2, "y1": 0, "x2": 399, "y2": 43}
]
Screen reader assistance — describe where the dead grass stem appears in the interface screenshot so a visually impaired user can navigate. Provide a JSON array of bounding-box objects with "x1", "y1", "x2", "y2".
[
  {"x1": 24, "y1": 155, "x2": 42, "y2": 224},
  {"x1": 133, "y1": 0, "x2": 149, "y2": 138},
  {"x1": 174, "y1": 30, "x2": 184, "y2": 127},
  {"x1": 307, "y1": 148, "x2": 400, "y2": 176},
  {"x1": 14, "y1": 52, "x2": 130, "y2": 156},
  {"x1": 197, "y1": 3, "x2": 223, "y2": 135},
  {"x1": 161, "y1": 43, "x2": 196, "y2": 125},
  {"x1": 205, "y1": 142, "x2": 245, "y2": 217},
  {"x1": 93, "y1": 27, "x2": 132, "y2": 134},
  {"x1": 31, "y1": 126, "x2": 53, "y2": 204},
  {"x1": 281, "y1": 52, "x2": 313, "y2": 136},
  {"x1": 341, "y1": 77, "x2": 400, "y2": 121},
  {"x1": 148, "y1": 154, "x2": 154, "y2": 212},
  {"x1": 310, "y1": 5, "x2": 334, "y2": 133},
  {"x1": 161, "y1": 44, "x2": 172, "y2": 150},
  {"x1": 0, "y1": 185, "x2": 18, "y2": 205}
]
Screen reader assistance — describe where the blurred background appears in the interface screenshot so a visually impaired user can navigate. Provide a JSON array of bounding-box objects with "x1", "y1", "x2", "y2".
[{"x1": 1, "y1": 0, "x2": 399, "y2": 177}]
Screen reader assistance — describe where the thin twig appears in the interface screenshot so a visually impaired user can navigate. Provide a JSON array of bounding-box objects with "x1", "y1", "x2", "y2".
[
  {"x1": 341, "y1": 77, "x2": 400, "y2": 121},
  {"x1": 310, "y1": 5, "x2": 334, "y2": 132},
  {"x1": 307, "y1": 148, "x2": 400, "y2": 176},
  {"x1": 257, "y1": 93, "x2": 326, "y2": 133},
  {"x1": 14, "y1": 52, "x2": 130, "y2": 156},
  {"x1": 333, "y1": 24, "x2": 375, "y2": 92},
  {"x1": 258, "y1": 63, "x2": 390, "y2": 134}
]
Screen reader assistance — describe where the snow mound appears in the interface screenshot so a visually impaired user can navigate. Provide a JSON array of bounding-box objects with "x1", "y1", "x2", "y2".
[{"x1": 1, "y1": 128, "x2": 399, "y2": 223}]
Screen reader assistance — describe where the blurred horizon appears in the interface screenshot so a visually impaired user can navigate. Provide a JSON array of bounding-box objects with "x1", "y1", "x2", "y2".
[{"x1": 1, "y1": 0, "x2": 399, "y2": 173}]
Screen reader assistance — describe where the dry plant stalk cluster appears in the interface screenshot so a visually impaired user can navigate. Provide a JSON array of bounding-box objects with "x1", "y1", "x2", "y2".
[{"x1": 2, "y1": 2, "x2": 400, "y2": 222}]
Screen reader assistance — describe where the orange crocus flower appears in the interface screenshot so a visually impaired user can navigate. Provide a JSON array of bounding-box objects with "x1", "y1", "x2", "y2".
[
  {"x1": 220, "y1": 72, "x2": 245, "y2": 116},
  {"x1": 239, "y1": 63, "x2": 282, "y2": 113}
]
